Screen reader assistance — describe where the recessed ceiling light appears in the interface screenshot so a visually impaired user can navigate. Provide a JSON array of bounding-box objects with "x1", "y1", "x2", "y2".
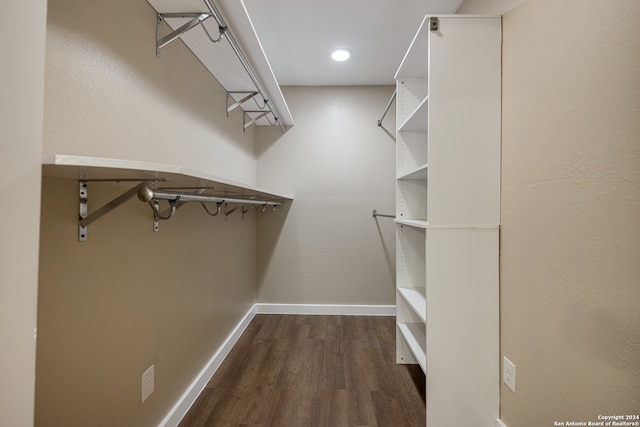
[{"x1": 331, "y1": 48, "x2": 352, "y2": 62}]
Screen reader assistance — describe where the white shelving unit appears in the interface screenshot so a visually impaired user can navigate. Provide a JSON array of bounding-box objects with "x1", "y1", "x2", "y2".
[
  {"x1": 398, "y1": 96, "x2": 428, "y2": 132},
  {"x1": 394, "y1": 15, "x2": 502, "y2": 427}
]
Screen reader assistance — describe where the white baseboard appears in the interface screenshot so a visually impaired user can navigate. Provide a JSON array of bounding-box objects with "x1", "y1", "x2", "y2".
[
  {"x1": 496, "y1": 419, "x2": 508, "y2": 427},
  {"x1": 255, "y1": 303, "x2": 396, "y2": 316},
  {"x1": 158, "y1": 305, "x2": 257, "y2": 427},
  {"x1": 159, "y1": 303, "x2": 396, "y2": 426}
]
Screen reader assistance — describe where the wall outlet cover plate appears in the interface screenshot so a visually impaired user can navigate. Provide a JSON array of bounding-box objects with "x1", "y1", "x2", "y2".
[
  {"x1": 141, "y1": 364, "x2": 155, "y2": 403},
  {"x1": 503, "y1": 356, "x2": 516, "y2": 393}
]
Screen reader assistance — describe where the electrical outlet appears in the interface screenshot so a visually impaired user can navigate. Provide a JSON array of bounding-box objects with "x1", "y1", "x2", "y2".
[
  {"x1": 503, "y1": 356, "x2": 516, "y2": 393},
  {"x1": 141, "y1": 364, "x2": 155, "y2": 403}
]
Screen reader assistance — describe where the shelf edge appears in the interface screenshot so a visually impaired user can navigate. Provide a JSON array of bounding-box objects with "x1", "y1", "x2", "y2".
[
  {"x1": 397, "y1": 322, "x2": 427, "y2": 373},
  {"x1": 42, "y1": 154, "x2": 294, "y2": 200},
  {"x1": 395, "y1": 219, "x2": 428, "y2": 229},
  {"x1": 397, "y1": 163, "x2": 428, "y2": 180},
  {"x1": 398, "y1": 287, "x2": 427, "y2": 323},
  {"x1": 398, "y1": 95, "x2": 429, "y2": 132}
]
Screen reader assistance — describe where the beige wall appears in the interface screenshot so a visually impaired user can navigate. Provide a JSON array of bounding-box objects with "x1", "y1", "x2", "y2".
[
  {"x1": 457, "y1": 0, "x2": 640, "y2": 424},
  {"x1": 44, "y1": 0, "x2": 257, "y2": 184},
  {"x1": 36, "y1": 178, "x2": 257, "y2": 426},
  {"x1": 456, "y1": 0, "x2": 526, "y2": 14},
  {"x1": 256, "y1": 86, "x2": 397, "y2": 306},
  {"x1": 36, "y1": 0, "x2": 261, "y2": 425},
  {"x1": 0, "y1": 1, "x2": 47, "y2": 426}
]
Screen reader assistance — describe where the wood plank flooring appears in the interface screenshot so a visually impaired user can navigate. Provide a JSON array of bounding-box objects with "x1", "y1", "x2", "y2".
[{"x1": 179, "y1": 314, "x2": 425, "y2": 427}]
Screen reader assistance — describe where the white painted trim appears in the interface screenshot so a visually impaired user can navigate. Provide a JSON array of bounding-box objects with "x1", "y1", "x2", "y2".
[
  {"x1": 158, "y1": 305, "x2": 257, "y2": 427},
  {"x1": 159, "y1": 303, "x2": 396, "y2": 426},
  {"x1": 496, "y1": 419, "x2": 508, "y2": 427},
  {"x1": 256, "y1": 303, "x2": 396, "y2": 316}
]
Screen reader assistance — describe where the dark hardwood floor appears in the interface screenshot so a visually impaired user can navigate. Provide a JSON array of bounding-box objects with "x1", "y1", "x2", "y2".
[{"x1": 179, "y1": 314, "x2": 425, "y2": 427}]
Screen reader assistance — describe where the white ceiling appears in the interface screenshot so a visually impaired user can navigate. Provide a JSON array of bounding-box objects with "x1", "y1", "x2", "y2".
[{"x1": 241, "y1": 0, "x2": 464, "y2": 86}]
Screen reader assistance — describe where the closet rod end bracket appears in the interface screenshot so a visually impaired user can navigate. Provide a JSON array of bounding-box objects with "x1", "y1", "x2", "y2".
[{"x1": 430, "y1": 16, "x2": 439, "y2": 32}]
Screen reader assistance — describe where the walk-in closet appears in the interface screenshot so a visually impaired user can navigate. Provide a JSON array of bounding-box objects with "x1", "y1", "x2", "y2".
[{"x1": 3, "y1": 0, "x2": 639, "y2": 426}]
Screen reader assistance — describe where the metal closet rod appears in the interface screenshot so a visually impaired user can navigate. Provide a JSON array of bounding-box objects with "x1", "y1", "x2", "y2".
[
  {"x1": 138, "y1": 186, "x2": 284, "y2": 207},
  {"x1": 201, "y1": 0, "x2": 285, "y2": 133},
  {"x1": 377, "y1": 89, "x2": 396, "y2": 126},
  {"x1": 372, "y1": 209, "x2": 395, "y2": 219}
]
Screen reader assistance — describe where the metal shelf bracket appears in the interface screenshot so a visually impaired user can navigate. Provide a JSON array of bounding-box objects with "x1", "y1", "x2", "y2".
[
  {"x1": 243, "y1": 110, "x2": 271, "y2": 131},
  {"x1": 226, "y1": 91, "x2": 260, "y2": 116},
  {"x1": 78, "y1": 180, "x2": 157, "y2": 242},
  {"x1": 79, "y1": 182, "x2": 88, "y2": 241},
  {"x1": 156, "y1": 12, "x2": 214, "y2": 57}
]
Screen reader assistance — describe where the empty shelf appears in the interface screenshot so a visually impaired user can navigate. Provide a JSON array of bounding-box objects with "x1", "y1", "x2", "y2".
[
  {"x1": 398, "y1": 287, "x2": 426, "y2": 323},
  {"x1": 398, "y1": 163, "x2": 428, "y2": 180},
  {"x1": 395, "y1": 219, "x2": 428, "y2": 229},
  {"x1": 398, "y1": 95, "x2": 428, "y2": 132},
  {"x1": 398, "y1": 322, "x2": 426, "y2": 373}
]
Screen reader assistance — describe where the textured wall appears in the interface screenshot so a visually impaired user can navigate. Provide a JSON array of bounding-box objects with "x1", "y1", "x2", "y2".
[
  {"x1": 456, "y1": 0, "x2": 526, "y2": 14},
  {"x1": 44, "y1": 0, "x2": 258, "y2": 185},
  {"x1": 0, "y1": 1, "x2": 47, "y2": 426},
  {"x1": 36, "y1": 0, "x2": 262, "y2": 425},
  {"x1": 256, "y1": 86, "x2": 397, "y2": 306},
  {"x1": 499, "y1": 0, "x2": 640, "y2": 425},
  {"x1": 36, "y1": 178, "x2": 257, "y2": 427}
]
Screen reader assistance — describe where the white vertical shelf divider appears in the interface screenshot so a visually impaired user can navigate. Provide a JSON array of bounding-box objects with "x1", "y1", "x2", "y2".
[{"x1": 394, "y1": 15, "x2": 502, "y2": 427}]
